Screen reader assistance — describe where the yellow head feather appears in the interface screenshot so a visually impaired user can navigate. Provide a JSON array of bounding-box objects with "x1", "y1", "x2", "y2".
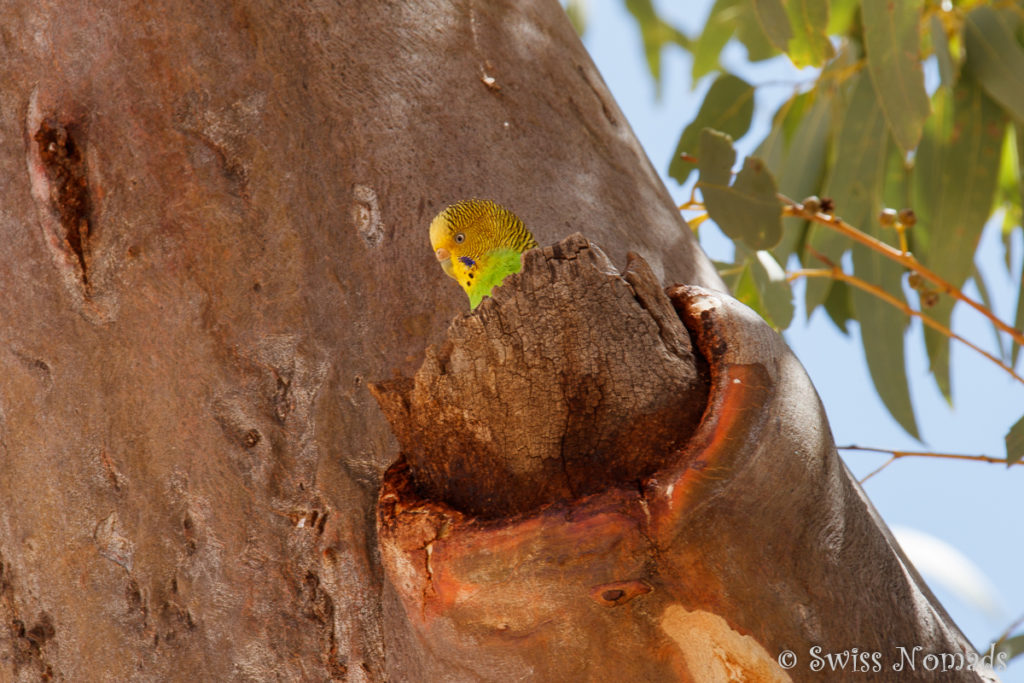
[{"x1": 428, "y1": 199, "x2": 538, "y2": 307}]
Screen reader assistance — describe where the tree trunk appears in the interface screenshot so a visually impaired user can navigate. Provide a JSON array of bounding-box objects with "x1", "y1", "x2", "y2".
[
  {"x1": 371, "y1": 235, "x2": 993, "y2": 681},
  {"x1": 0, "y1": 1, "x2": 988, "y2": 681}
]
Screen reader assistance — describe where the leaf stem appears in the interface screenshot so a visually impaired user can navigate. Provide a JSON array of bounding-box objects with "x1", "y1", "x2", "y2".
[{"x1": 779, "y1": 194, "x2": 1024, "y2": 348}]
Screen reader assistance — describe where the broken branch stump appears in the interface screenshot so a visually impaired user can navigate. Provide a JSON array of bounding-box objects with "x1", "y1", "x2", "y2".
[{"x1": 370, "y1": 233, "x2": 708, "y2": 517}]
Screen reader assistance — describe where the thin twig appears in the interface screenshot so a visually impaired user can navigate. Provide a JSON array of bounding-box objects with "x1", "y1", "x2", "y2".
[
  {"x1": 839, "y1": 444, "x2": 1016, "y2": 466},
  {"x1": 858, "y1": 455, "x2": 898, "y2": 483},
  {"x1": 839, "y1": 444, "x2": 1021, "y2": 484},
  {"x1": 779, "y1": 194, "x2": 1024, "y2": 348},
  {"x1": 789, "y1": 265, "x2": 1024, "y2": 385}
]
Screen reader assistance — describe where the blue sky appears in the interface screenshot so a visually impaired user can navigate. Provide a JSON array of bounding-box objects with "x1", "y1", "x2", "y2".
[{"x1": 578, "y1": 0, "x2": 1024, "y2": 677}]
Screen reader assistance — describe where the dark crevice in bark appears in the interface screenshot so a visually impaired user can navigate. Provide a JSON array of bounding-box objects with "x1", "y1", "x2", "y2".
[
  {"x1": 33, "y1": 118, "x2": 92, "y2": 289},
  {"x1": 1, "y1": 557, "x2": 56, "y2": 680}
]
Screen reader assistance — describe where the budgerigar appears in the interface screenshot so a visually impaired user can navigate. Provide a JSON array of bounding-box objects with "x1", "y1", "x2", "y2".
[{"x1": 429, "y1": 199, "x2": 538, "y2": 309}]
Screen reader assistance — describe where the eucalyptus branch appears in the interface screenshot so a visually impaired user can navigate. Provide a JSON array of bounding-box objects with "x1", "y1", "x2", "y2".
[
  {"x1": 779, "y1": 194, "x2": 1024, "y2": 348},
  {"x1": 838, "y1": 444, "x2": 1022, "y2": 483},
  {"x1": 788, "y1": 261, "x2": 1024, "y2": 385},
  {"x1": 839, "y1": 444, "x2": 1015, "y2": 466}
]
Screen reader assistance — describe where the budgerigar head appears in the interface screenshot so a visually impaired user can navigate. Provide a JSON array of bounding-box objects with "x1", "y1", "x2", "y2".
[{"x1": 429, "y1": 199, "x2": 531, "y2": 280}]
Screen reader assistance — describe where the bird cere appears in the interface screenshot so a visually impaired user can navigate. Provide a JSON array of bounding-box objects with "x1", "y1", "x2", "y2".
[{"x1": 428, "y1": 199, "x2": 538, "y2": 308}]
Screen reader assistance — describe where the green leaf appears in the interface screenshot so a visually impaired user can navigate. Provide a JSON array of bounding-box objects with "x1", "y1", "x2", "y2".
[
  {"x1": 861, "y1": 0, "x2": 931, "y2": 152},
  {"x1": 753, "y1": 0, "x2": 792, "y2": 56},
  {"x1": 913, "y1": 77, "x2": 1005, "y2": 401},
  {"x1": 1013, "y1": 266, "x2": 1024, "y2": 369},
  {"x1": 921, "y1": 301, "x2": 950, "y2": 403},
  {"x1": 669, "y1": 74, "x2": 755, "y2": 184},
  {"x1": 995, "y1": 124, "x2": 1022, "y2": 271},
  {"x1": 735, "y1": 0, "x2": 779, "y2": 62},
  {"x1": 753, "y1": 0, "x2": 832, "y2": 67},
  {"x1": 758, "y1": 89, "x2": 832, "y2": 262},
  {"x1": 994, "y1": 633, "x2": 1024, "y2": 664},
  {"x1": 731, "y1": 260, "x2": 763, "y2": 315},
  {"x1": 697, "y1": 129, "x2": 783, "y2": 250},
  {"x1": 1002, "y1": 123, "x2": 1024, "y2": 370},
  {"x1": 721, "y1": 251, "x2": 793, "y2": 329},
  {"x1": 809, "y1": 68, "x2": 919, "y2": 438},
  {"x1": 971, "y1": 264, "x2": 1006, "y2": 363},
  {"x1": 930, "y1": 14, "x2": 956, "y2": 91},
  {"x1": 827, "y1": 0, "x2": 860, "y2": 36},
  {"x1": 693, "y1": 0, "x2": 743, "y2": 81},
  {"x1": 1008, "y1": 123, "x2": 1024, "y2": 273},
  {"x1": 759, "y1": 91, "x2": 832, "y2": 206},
  {"x1": 751, "y1": 249, "x2": 795, "y2": 329},
  {"x1": 564, "y1": 0, "x2": 587, "y2": 35},
  {"x1": 807, "y1": 69, "x2": 889, "y2": 315},
  {"x1": 783, "y1": 0, "x2": 833, "y2": 67},
  {"x1": 1006, "y1": 413, "x2": 1024, "y2": 465},
  {"x1": 882, "y1": 137, "x2": 913, "y2": 225},
  {"x1": 823, "y1": 280, "x2": 853, "y2": 334},
  {"x1": 851, "y1": 243, "x2": 920, "y2": 439},
  {"x1": 624, "y1": 0, "x2": 690, "y2": 93},
  {"x1": 963, "y1": 6, "x2": 1024, "y2": 124}
]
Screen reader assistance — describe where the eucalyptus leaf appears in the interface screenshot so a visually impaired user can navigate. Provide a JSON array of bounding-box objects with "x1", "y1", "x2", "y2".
[
  {"x1": 757, "y1": 90, "x2": 832, "y2": 201},
  {"x1": 624, "y1": 0, "x2": 690, "y2": 93},
  {"x1": 697, "y1": 129, "x2": 783, "y2": 250},
  {"x1": 808, "y1": 70, "x2": 888, "y2": 315},
  {"x1": 861, "y1": 0, "x2": 931, "y2": 152},
  {"x1": 719, "y1": 252, "x2": 791, "y2": 329},
  {"x1": 971, "y1": 264, "x2": 1006, "y2": 363},
  {"x1": 670, "y1": 75, "x2": 755, "y2": 184},
  {"x1": 963, "y1": 6, "x2": 1024, "y2": 124},
  {"x1": 693, "y1": 0, "x2": 743, "y2": 81},
  {"x1": 929, "y1": 14, "x2": 956, "y2": 91},
  {"x1": 753, "y1": 0, "x2": 792, "y2": 55},
  {"x1": 760, "y1": 90, "x2": 832, "y2": 262},
  {"x1": 1013, "y1": 267, "x2": 1024, "y2": 369},
  {"x1": 752, "y1": 0, "x2": 832, "y2": 67},
  {"x1": 994, "y1": 633, "x2": 1024, "y2": 664},
  {"x1": 735, "y1": 0, "x2": 778, "y2": 62},
  {"x1": 827, "y1": 0, "x2": 860, "y2": 36},
  {"x1": 851, "y1": 243, "x2": 920, "y2": 439},
  {"x1": 783, "y1": 0, "x2": 833, "y2": 67},
  {"x1": 731, "y1": 261, "x2": 763, "y2": 317},
  {"x1": 823, "y1": 280, "x2": 853, "y2": 335},
  {"x1": 914, "y1": 77, "x2": 1005, "y2": 401},
  {"x1": 813, "y1": 67, "x2": 920, "y2": 438},
  {"x1": 1006, "y1": 413, "x2": 1024, "y2": 465},
  {"x1": 564, "y1": 0, "x2": 587, "y2": 35},
  {"x1": 751, "y1": 249, "x2": 795, "y2": 329},
  {"x1": 995, "y1": 124, "x2": 1022, "y2": 273}
]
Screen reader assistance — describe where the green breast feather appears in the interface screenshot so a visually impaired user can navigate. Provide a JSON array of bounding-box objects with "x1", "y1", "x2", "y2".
[{"x1": 463, "y1": 247, "x2": 525, "y2": 309}]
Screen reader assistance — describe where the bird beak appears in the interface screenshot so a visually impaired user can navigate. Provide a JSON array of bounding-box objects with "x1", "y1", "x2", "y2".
[{"x1": 435, "y1": 247, "x2": 454, "y2": 277}]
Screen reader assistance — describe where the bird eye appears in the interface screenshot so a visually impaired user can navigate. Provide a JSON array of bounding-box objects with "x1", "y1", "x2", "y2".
[{"x1": 455, "y1": 233, "x2": 465, "y2": 243}]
